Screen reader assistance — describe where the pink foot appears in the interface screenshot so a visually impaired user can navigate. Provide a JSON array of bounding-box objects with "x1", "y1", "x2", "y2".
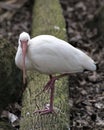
[
  {"x1": 33, "y1": 104, "x2": 54, "y2": 115},
  {"x1": 33, "y1": 109, "x2": 54, "y2": 115}
]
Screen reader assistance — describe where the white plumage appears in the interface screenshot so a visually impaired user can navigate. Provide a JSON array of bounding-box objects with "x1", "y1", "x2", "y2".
[
  {"x1": 15, "y1": 32, "x2": 96, "y2": 74},
  {"x1": 15, "y1": 32, "x2": 96, "y2": 114}
]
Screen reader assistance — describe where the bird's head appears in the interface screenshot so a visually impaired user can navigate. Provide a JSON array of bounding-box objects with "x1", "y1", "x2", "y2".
[
  {"x1": 19, "y1": 32, "x2": 30, "y2": 47},
  {"x1": 19, "y1": 32, "x2": 30, "y2": 84}
]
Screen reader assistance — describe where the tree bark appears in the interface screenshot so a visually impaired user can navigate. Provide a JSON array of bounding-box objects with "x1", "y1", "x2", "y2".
[{"x1": 20, "y1": 0, "x2": 69, "y2": 130}]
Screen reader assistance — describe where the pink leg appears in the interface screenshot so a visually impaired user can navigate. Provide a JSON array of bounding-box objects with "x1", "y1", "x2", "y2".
[
  {"x1": 43, "y1": 74, "x2": 68, "y2": 91},
  {"x1": 34, "y1": 76, "x2": 55, "y2": 114},
  {"x1": 33, "y1": 73, "x2": 68, "y2": 114},
  {"x1": 42, "y1": 75, "x2": 53, "y2": 91},
  {"x1": 40, "y1": 77, "x2": 55, "y2": 114}
]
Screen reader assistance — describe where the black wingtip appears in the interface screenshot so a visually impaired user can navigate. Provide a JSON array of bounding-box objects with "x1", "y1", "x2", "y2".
[{"x1": 95, "y1": 62, "x2": 99, "y2": 70}]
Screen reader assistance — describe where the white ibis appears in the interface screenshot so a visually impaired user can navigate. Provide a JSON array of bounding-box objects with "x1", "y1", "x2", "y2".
[{"x1": 15, "y1": 32, "x2": 96, "y2": 114}]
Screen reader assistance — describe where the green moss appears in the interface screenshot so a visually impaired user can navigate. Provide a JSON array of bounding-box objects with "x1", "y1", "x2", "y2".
[
  {"x1": 0, "y1": 39, "x2": 22, "y2": 112},
  {"x1": 20, "y1": 0, "x2": 69, "y2": 129},
  {"x1": 32, "y1": 0, "x2": 67, "y2": 40}
]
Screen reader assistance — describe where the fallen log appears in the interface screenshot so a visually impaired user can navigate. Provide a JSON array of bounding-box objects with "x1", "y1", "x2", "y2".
[
  {"x1": 0, "y1": 38, "x2": 22, "y2": 112},
  {"x1": 20, "y1": 0, "x2": 69, "y2": 129},
  {"x1": 0, "y1": 38, "x2": 22, "y2": 129}
]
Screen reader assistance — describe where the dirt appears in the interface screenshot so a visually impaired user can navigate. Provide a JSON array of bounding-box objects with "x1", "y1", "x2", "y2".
[{"x1": 0, "y1": 0, "x2": 104, "y2": 130}]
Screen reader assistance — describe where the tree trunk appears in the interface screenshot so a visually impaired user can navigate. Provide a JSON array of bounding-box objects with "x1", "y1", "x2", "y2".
[{"x1": 20, "y1": 0, "x2": 69, "y2": 130}]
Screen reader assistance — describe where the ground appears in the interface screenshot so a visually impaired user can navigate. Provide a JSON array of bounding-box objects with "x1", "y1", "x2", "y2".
[
  {"x1": 0, "y1": 0, "x2": 104, "y2": 129},
  {"x1": 61, "y1": 0, "x2": 104, "y2": 129}
]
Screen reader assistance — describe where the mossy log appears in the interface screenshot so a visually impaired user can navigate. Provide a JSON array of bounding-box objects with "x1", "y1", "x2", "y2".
[
  {"x1": 0, "y1": 38, "x2": 22, "y2": 129},
  {"x1": 20, "y1": 0, "x2": 69, "y2": 130},
  {"x1": 0, "y1": 39, "x2": 22, "y2": 112}
]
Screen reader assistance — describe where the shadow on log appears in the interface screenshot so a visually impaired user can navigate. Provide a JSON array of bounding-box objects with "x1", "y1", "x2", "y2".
[{"x1": 20, "y1": 0, "x2": 69, "y2": 130}]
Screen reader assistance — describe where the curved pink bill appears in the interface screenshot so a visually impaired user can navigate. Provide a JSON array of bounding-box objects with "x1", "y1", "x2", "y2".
[{"x1": 21, "y1": 41, "x2": 28, "y2": 84}]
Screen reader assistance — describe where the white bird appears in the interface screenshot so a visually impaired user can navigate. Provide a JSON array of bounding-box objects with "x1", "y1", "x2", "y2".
[{"x1": 15, "y1": 32, "x2": 96, "y2": 114}]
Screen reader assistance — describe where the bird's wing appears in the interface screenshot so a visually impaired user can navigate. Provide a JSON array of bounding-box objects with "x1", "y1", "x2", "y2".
[{"x1": 28, "y1": 35, "x2": 95, "y2": 74}]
